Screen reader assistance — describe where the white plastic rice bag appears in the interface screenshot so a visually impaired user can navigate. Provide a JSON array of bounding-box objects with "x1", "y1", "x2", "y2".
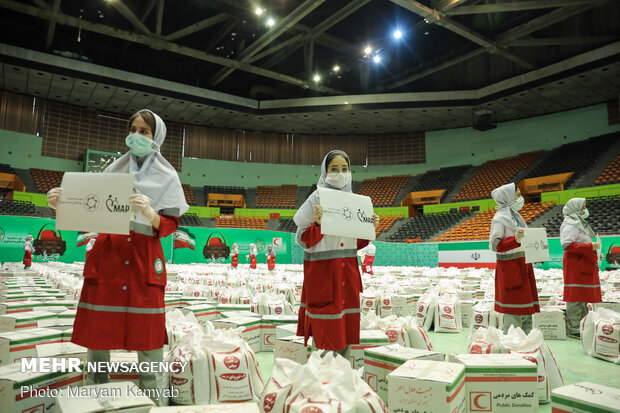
[
  {"x1": 402, "y1": 316, "x2": 434, "y2": 351},
  {"x1": 469, "y1": 301, "x2": 495, "y2": 339},
  {"x1": 259, "y1": 358, "x2": 300, "y2": 413},
  {"x1": 415, "y1": 289, "x2": 437, "y2": 331},
  {"x1": 360, "y1": 292, "x2": 378, "y2": 316},
  {"x1": 434, "y1": 293, "x2": 462, "y2": 333},
  {"x1": 468, "y1": 326, "x2": 506, "y2": 354},
  {"x1": 580, "y1": 307, "x2": 620, "y2": 364},
  {"x1": 167, "y1": 330, "x2": 210, "y2": 405},
  {"x1": 166, "y1": 309, "x2": 202, "y2": 349},
  {"x1": 378, "y1": 294, "x2": 394, "y2": 318},
  {"x1": 500, "y1": 326, "x2": 564, "y2": 403}
]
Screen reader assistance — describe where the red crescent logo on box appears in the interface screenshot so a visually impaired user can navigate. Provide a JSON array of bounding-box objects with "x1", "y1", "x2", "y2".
[
  {"x1": 602, "y1": 324, "x2": 613, "y2": 335},
  {"x1": 263, "y1": 392, "x2": 277, "y2": 412},
  {"x1": 470, "y1": 392, "x2": 491, "y2": 412},
  {"x1": 443, "y1": 306, "x2": 451, "y2": 314},
  {"x1": 224, "y1": 356, "x2": 240, "y2": 370}
]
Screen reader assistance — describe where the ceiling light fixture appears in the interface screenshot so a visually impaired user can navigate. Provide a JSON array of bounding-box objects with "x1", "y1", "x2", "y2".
[
  {"x1": 333, "y1": 65, "x2": 340, "y2": 72},
  {"x1": 313, "y1": 74, "x2": 321, "y2": 82},
  {"x1": 364, "y1": 46, "x2": 372, "y2": 55},
  {"x1": 255, "y1": 7, "x2": 263, "y2": 16},
  {"x1": 267, "y1": 18, "x2": 275, "y2": 27},
  {"x1": 393, "y1": 30, "x2": 402, "y2": 39}
]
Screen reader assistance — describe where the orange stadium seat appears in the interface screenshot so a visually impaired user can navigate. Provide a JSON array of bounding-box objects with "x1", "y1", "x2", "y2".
[
  {"x1": 358, "y1": 175, "x2": 410, "y2": 207},
  {"x1": 182, "y1": 184, "x2": 197, "y2": 205},
  {"x1": 216, "y1": 216, "x2": 267, "y2": 230},
  {"x1": 30, "y1": 168, "x2": 64, "y2": 193},
  {"x1": 594, "y1": 153, "x2": 620, "y2": 186},
  {"x1": 256, "y1": 185, "x2": 297, "y2": 208}
]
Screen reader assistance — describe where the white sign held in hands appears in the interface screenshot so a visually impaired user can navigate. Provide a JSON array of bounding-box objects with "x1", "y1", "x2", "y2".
[
  {"x1": 318, "y1": 187, "x2": 376, "y2": 241},
  {"x1": 522, "y1": 227, "x2": 550, "y2": 264},
  {"x1": 56, "y1": 172, "x2": 134, "y2": 235}
]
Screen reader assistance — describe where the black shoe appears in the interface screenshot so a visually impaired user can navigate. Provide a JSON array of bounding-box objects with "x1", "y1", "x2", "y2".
[{"x1": 567, "y1": 332, "x2": 580, "y2": 339}]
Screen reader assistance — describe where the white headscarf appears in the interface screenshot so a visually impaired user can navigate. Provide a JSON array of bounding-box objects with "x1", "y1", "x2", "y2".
[
  {"x1": 562, "y1": 198, "x2": 595, "y2": 237},
  {"x1": 294, "y1": 150, "x2": 352, "y2": 229},
  {"x1": 249, "y1": 243, "x2": 257, "y2": 255},
  {"x1": 490, "y1": 183, "x2": 526, "y2": 231},
  {"x1": 105, "y1": 110, "x2": 189, "y2": 226}
]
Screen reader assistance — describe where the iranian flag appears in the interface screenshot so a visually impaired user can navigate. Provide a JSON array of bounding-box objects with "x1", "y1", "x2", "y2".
[{"x1": 174, "y1": 228, "x2": 196, "y2": 250}]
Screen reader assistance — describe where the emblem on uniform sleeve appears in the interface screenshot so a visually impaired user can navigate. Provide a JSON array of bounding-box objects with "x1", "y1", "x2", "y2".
[{"x1": 154, "y1": 258, "x2": 164, "y2": 274}]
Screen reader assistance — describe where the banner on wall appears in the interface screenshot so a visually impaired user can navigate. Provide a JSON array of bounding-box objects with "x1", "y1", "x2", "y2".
[{"x1": 174, "y1": 227, "x2": 196, "y2": 250}]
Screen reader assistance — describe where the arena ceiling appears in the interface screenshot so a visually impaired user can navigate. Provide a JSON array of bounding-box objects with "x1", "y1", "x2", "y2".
[{"x1": 0, "y1": 0, "x2": 619, "y2": 134}]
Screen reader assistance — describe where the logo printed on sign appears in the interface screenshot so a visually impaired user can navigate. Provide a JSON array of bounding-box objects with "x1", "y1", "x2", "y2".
[
  {"x1": 341, "y1": 207, "x2": 353, "y2": 221},
  {"x1": 105, "y1": 195, "x2": 130, "y2": 213},
  {"x1": 470, "y1": 392, "x2": 492, "y2": 412},
  {"x1": 83, "y1": 194, "x2": 100, "y2": 211},
  {"x1": 223, "y1": 356, "x2": 240, "y2": 370}
]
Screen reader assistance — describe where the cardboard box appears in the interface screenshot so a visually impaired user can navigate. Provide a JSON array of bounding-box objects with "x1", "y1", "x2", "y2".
[
  {"x1": 181, "y1": 304, "x2": 218, "y2": 331},
  {"x1": 551, "y1": 382, "x2": 620, "y2": 413},
  {"x1": 350, "y1": 329, "x2": 390, "y2": 369},
  {"x1": 220, "y1": 310, "x2": 259, "y2": 319},
  {"x1": 150, "y1": 403, "x2": 260, "y2": 413},
  {"x1": 56, "y1": 381, "x2": 156, "y2": 413},
  {"x1": 450, "y1": 353, "x2": 538, "y2": 413},
  {"x1": 0, "y1": 311, "x2": 57, "y2": 332},
  {"x1": 364, "y1": 344, "x2": 445, "y2": 403},
  {"x1": 36, "y1": 341, "x2": 87, "y2": 362},
  {"x1": 593, "y1": 302, "x2": 620, "y2": 314},
  {"x1": 276, "y1": 323, "x2": 298, "y2": 339},
  {"x1": 0, "y1": 360, "x2": 84, "y2": 413},
  {"x1": 262, "y1": 315, "x2": 298, "y2": 352},
  {"x1": 392, "y1": 294, "x2": 420, "y2": 317},
  {"x1": 212, "y1": 317, "x2": 262, "y2": 352},
  {"x1": 533, "y1": 307, "x2": 566, "y2": 340},
  {"x1": 274, "y1": 335, "x2": 312, "y2": 364},
  {"x1": 215, "y1": 304, "x2": 252, "y2": 316},
  {"x1": 388, "y1": 359, "x2": 466, "y2": 413},
  {"x1": 0, "y1": 327, "x2": 65, "y2": 365}
]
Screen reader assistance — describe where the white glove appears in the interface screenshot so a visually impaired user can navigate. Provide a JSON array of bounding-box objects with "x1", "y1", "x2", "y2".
[
  {"x1": 47, "y1": 187, "x2": 62, "y2": 210},
  {"x1": 129, "y1": 194, "x2": 157, "y2": 221}
]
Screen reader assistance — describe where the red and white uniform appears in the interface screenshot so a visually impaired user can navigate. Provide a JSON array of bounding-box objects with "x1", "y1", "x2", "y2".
[
  {"x1": 560, "y1": 205, "x2": 601, "y2": 303},
  {"x1": 358, "y1": 243, "x2": 376, "y2": 275},
  {"x1": 230, "y1": 245, "x2": 239, "y2": 268},
  {"x1": 294, "y1": 150, "x2": 368, "y2": 351},
  {"x1": 72, "y1": 214, "x2": 179, "y2": 351},
  {"x1": 297, "y1": 222, "x2": 368, "y2": 350},
  {"x1": 23, "y1": 238, "x2": 34, "y2": 267},
  {"x1": 249, "y1": 243, "x2": 257, "y2": 269},
  {"x1": 266, "y1": 249, "x2": 276, "y2": 270},
  {"x1": 489, "y1": 184, "x2": 539, "y2": 316}
]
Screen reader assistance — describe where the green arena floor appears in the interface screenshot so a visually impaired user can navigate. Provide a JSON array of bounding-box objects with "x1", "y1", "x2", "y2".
[{"x1": 255, "y1": 329, "x2": 620, "y2": 412}]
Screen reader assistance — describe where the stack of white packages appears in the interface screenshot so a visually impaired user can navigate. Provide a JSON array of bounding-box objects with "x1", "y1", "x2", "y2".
[
  {"x1": 166, "y1": 310, "x2": 264, "y2": 405},
  {"x1": 468, "y1": 325, "x2": 564, "y2": 403},
  {"x1": 359, "y1": 310, "x2": 433, "y2": 350},
  {"x1": 258, "y1": 352, "x2": 386, "y2": 413}
]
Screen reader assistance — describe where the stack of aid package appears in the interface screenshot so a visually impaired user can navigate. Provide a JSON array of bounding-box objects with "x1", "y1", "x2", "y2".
[
  {"x1": 250, "y1": 292, "x2": 296, "y2": 316},
  {"x1": 433, "y1": 292, "x2": 462, "y2": 333},
  {"x1": 468, "y1": 325, "x2": 564, "y2": 403},
  {"x1": 258, "y1": 351, "x2": 386, "y2": 413},
  {"x1": 166, "y1": 315, "x2": 264, "y2": 405},
  {"x1": 359, "y1": 310, "x2": 433, "y2": 351},
  {"x1": 580, "y1": 307, "x2": 620, "y2": 364}
]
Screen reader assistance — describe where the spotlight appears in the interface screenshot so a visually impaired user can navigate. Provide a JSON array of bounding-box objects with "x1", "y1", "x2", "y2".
[
  {"x1": 313, "y1": 74, "x2": 321, "y2": 82},
  {"x1": 364, "y1": 46, "x2": 372, "y2": 55},
  {"x1": 255, "y1": 7, "x2": 263, "y2": 16},
  {"x1": 373, "y1": 55, "x2": 381, "y2": 63},
  {"x1": 333, "y1": 65, "x2": 340, "y2": 72},
  {"x1": 393, "y1": 30, "x2": 402, "y2": 39},
  {"x1": 267, "y1": 18, "x2": 275, "y2": 27}
]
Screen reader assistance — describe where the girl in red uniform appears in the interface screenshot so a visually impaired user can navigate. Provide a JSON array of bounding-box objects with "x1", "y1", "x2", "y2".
[
  {"x1": 230, "y1": 242, "x2": 239, "y2": 269},
  {"x1": 560, "y1": 198, "x2": 601, "y2": 339},
  {"x1": 248, "y1": 243, "x2": 258, "y2": 269},
  {"x1": 358, "y1": 242, "x2": 376, "y2": 275},
  {"x1": 294, "y1": 150, "x2": 379, "y2": 355},
  {"x1": 47, "y1": 109, "x2": 188, "y2": 403},
  {"x1": 23, "y1": 235, "x2": 34, "y2": 269},
  {"x1": 265, "y1": 245, "x2": 276, "y2": 271},
  {"x1": 489, "y1": 183, "x2": 539, "y2": 334}
]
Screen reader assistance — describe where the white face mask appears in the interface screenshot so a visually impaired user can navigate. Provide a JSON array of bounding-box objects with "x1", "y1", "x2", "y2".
[
  {"x1": 325, "y1": 172, "x2": 350, "y2": 189},
  {"x1": 581, "y1": 209, "x2": 589, "y2": 219},
  {"x1": 510, "y1": 196, "x2": 524, "y2": 212}
]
